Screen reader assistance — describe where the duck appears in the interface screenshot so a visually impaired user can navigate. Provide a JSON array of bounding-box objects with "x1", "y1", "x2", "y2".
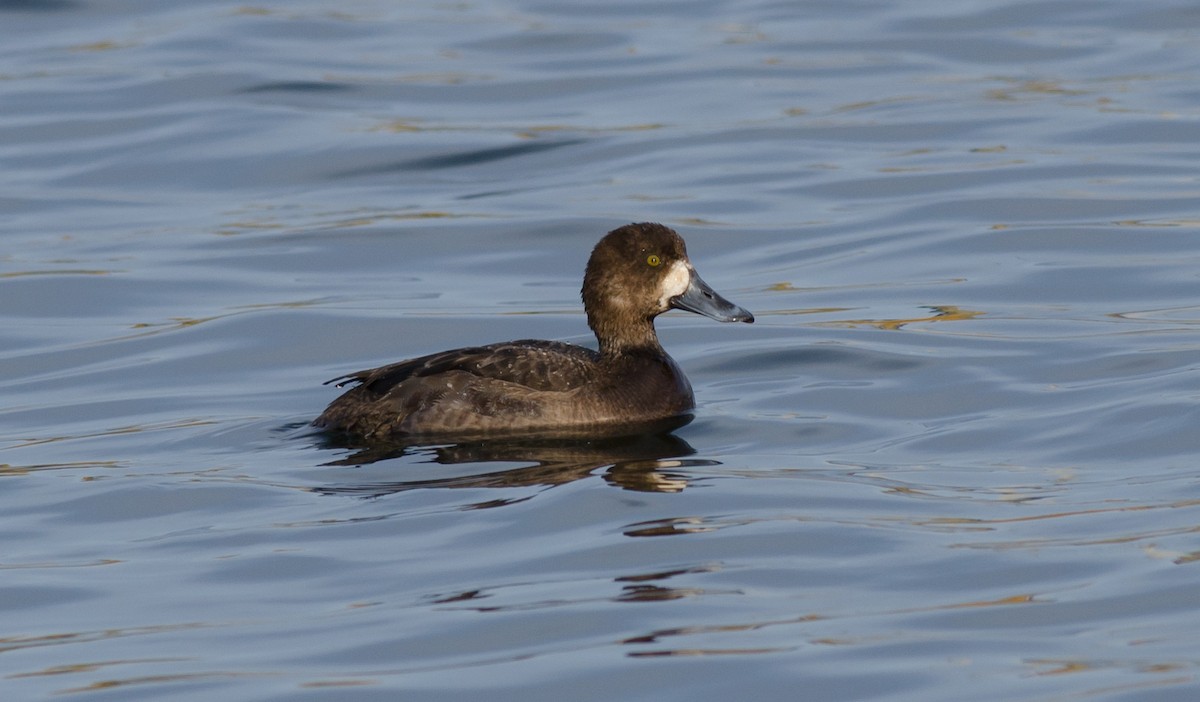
[{"x1": 314, "y1": 222, "x2": 753, "y2": 443}]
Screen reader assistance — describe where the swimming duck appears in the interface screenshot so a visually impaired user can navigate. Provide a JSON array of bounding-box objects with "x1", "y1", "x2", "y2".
[{"x1": 314, "y1": 222, "x2": 753, "y2": 442}]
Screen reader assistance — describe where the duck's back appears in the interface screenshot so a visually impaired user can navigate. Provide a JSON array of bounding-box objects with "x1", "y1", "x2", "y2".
[{"x1": 314, "y1": 339, "x2": 607, "y2": 440}]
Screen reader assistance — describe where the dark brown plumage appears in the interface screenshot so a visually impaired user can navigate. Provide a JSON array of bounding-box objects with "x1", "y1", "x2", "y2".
[{"x1": 314, "y1": 223, "x2": 753, "y2": 443}]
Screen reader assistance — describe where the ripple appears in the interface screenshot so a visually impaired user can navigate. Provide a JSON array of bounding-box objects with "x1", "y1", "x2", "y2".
[{"x1": 5, "y1": 1, "x2": 1200, "y2": 700}]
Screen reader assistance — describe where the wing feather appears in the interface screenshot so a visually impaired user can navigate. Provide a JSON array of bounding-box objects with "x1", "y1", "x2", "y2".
[{"x1": 325, "y1": 339, "x2": 599, "y2": 395}]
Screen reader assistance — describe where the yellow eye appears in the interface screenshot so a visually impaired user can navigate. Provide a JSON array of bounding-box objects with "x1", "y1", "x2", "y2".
[{"x1": 646, "y1": 254, "x2": 662, "y2": 267}]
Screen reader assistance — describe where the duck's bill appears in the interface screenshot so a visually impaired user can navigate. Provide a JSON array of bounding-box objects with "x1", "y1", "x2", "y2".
[{"x1": 671, "y1": 271, "x2": 755, "y2": 323}]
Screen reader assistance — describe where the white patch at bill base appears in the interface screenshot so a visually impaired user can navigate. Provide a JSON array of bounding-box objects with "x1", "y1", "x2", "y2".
[{"x1": 658, "y1": 260, "x2": 692, "y2": 308}]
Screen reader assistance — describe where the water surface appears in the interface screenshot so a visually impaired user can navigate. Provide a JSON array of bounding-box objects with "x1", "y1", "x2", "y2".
[{"x1": 3, "y1": 1, "x2": 1200, "y2": 700}]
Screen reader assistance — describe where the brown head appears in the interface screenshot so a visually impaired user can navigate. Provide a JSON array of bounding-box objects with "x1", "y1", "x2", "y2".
[{"x1": 581, "y1": 222, "x2": 753, "y2": 354}]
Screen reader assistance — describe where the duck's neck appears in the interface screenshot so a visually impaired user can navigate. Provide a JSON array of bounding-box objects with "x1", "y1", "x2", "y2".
[{"x1": 594, "y1": 317, "x2": 665, "y2": 358}]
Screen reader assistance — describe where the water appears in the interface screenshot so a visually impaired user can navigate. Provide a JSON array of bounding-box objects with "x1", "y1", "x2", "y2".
[{"x1": 3, "y1": 1, "x2": 1200, "y2": 700}]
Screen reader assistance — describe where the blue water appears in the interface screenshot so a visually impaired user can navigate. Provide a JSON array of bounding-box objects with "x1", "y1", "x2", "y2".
[{"x1": 4, "y1": 1, "x2": 1200, "y2": 700}]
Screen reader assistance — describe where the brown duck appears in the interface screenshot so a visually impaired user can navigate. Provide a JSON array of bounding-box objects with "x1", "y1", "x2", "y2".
[{"x1": 314, "y1": 222, "x2": 753, "y2": 442}]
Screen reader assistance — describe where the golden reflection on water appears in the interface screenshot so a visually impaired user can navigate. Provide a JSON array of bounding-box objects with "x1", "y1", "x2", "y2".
[
  {"x1": 299, "y1": 679, "x2": 378, "y2": 688},
  {"x1": 0, "y1": 558, "x2": 121, "y2": 570},
  {"x1": 0, "y1": 623, "x2": 209, "y2": 655},
  {"x1": 8, "y1": 657, "x2": 185, "y2": 679},
  {"x1": 127, "y1": 299, "x2": 322, "y2": 335},
  {"x1": 0, "y1": 269, "x2": 115, "y2": 278},
  {"x1": 985, "y1": 78, "x2": 1091, "y2": 100},
  {"x1": 6, "y1": 419, "x2": 218, "y2": 450},
  {"x1": 617, "y1": 591, "x2": 1048, "y2": 660},
  {"x1": 68, "y1": 41, "x2": 136, "y2": 53},
  {"x1": 1109, "y1": 305, "x2": 1200, "y2": 324},
  {"x1": 1025, "y1": 656, "x2": 1197, "y2": 695},
  {"x1": 1114, "y1": 219, "x2": 1200, "y2": 227},
  {"x1": 827, "y1": 304, "x2": 984, "y2": 331},
  {"x1": 214, "y1": 208, "x2": 467, "y2": 236},
  {"x1": 61, "y1": 671, "x2": 269, "y2": 694},
  {"x1": 367, "y1": 120, "x2": 666, "y2": 136},
  {"x1": 0, "y1": 460, "x2": 122, "y2": 476},
  {"x1": 1143, "y1": 545, "x2": 1200, "y2": 565}
]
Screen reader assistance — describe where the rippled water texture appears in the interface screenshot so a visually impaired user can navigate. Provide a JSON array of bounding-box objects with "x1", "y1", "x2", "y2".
[{"x1": 3, "y1": 1, "x2": 1200, "y2": 700}]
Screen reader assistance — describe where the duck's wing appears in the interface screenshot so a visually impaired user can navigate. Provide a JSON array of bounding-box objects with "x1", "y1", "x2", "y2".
[{"x1": 325, "y1": 339, "x2": 600, "y2": 395}]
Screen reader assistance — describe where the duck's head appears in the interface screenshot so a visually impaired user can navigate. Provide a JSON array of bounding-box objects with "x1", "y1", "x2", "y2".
[{"x1": 582, "y1": 223, "x2": 753, "y2": 351}]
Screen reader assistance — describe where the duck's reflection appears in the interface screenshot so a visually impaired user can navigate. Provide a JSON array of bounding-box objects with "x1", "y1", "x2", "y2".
[{"x1": 313, "y1": 418, "x2": 716, "y2": 498}]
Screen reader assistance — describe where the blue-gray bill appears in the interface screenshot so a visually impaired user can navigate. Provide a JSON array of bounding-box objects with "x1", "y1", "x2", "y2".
[{"x1": 671, "y1": 271, "x2": 754, "y2": 323}]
